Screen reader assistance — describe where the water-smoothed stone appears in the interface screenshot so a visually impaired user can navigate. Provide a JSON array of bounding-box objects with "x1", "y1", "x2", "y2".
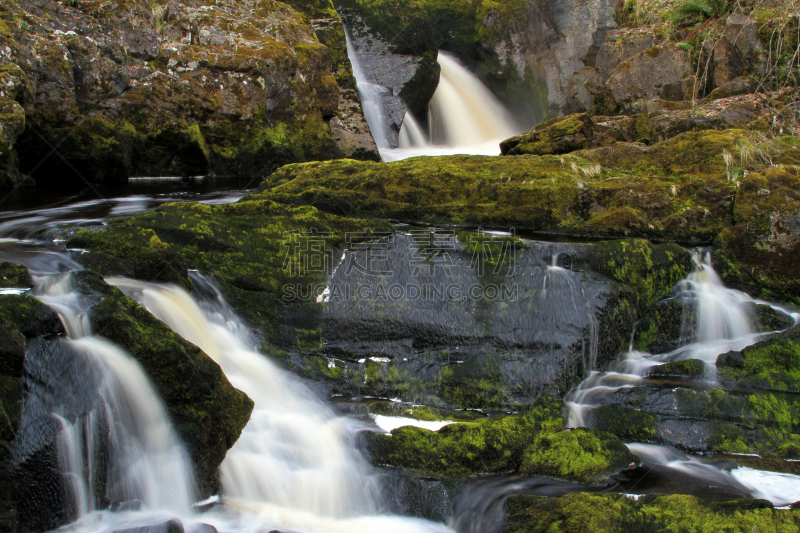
[
  {"x1": 647, "y1": 359, "x2": 705, "y2": 379},
  {"x1": 584, "y1": 406, "x2": 659, "y2": 443},
  {"x1": 113, "y1": 519, "x2": 184, "y2": 533},
  {"x1": 585, "y1": 382, "x2": 800, "y2": 454}
]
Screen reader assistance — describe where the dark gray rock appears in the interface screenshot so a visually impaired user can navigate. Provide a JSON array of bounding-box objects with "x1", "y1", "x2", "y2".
[{"x1": 113, "y1": 519, "x2": 184, "y2": 533}]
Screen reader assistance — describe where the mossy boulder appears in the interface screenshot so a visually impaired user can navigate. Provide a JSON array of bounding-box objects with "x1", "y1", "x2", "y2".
[
  {"x1": 586, "y1": 406, "x2": 660, "y2": 443},
  {"x1": 76, "y1": 271, "x2": 254, "y2": 498},
  {"x1": 718, "y1": 326, "x2": 800, "y2": 392},
  {"x1": 1, "y1": 0, "x2": 359, "y2": 187},
  {"x1": 500, "y1": 113, "x2": 595, "y2": 156},
  {"x1": 501, "y1": 493, "x2": 798, "y2": 533},
  {"x1": 67, "y1": 225, "x2": 192, "y2": 291},
  {"x1": 711, "y1": 154, "x2": 800, "y2": 306},
  {"x1": 0, "y1": 294, "x2": 64, "y2": 339},
  {"x1": 647, "y1": 358, "x2": 706, "y2": 379},
  {"x1": 67, "y1": 199, "x2": 391, "y2": 374},
  {"x1": 518, "y1": 427, "x2": 638, "y2": 485},
  {"x1": 365, "y1": 396, "x2": 638, "y2": 485},
  {"x1": 0, "y1": 262, "x2": 32, "y2": 289},
  {"x1": 255, "y1": 129, "x2": 800, "y2": 304},
  {"x1": 633, "y1": 298, "x2": 689, "y2": 354},
  {"x1": 743, "y1": 302, "x2": 796, "y2": 333}
]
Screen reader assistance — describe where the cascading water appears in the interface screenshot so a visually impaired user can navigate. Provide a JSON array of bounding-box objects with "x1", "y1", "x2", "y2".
[
  {"x1": 108, "y1": 274, "x2": 454, "y2": 533},
  {"x1": 32, "y1": 272, "x2": 197, "y2": 522},
  {"x1": 387, "y1": 52, "x2": 520, "y2": 161},
  {"x1": 343, "y1": 28, "x2": 522, "y2": 162},
  {"x1": 563, "y1": 251, "x2": 800, "y2": 506},
  {"x1": 344, "y1": 29, "x2": 391, "y2": 152},
  {"x1": 566, "y1": 251, "x2": 778, "y2": 427}
]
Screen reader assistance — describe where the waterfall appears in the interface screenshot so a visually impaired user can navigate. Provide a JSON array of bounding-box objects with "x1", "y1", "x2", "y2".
[
  {"x1": 35, "y1": 273, "x2": 196, "y2": 519},
  {"x1": 344, "y1": 29, "x2": 391, "y2": 151},
  {"x1": 109, "y1": 274, "x2": 454, "y2": 533},
  {"x1": 388, "y1": 52, "x2": 519, "y2": 161},
  {"x1": 565, "y1": 251, "x2": 794, "y2": 427},
  {"x1": 425, "y1": 53, "x2": 517, "y2": 147},
  {"x1": 343, "y1": 27, "x2": 522, "y2": 161}
]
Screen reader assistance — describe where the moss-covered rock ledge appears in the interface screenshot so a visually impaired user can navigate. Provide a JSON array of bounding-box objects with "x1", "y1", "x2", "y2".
[
  {"x1": 252, "y1": 129, "x2": 800, "y2": 304},
  {"x1": 502, "y1": 493, "x2": 800, "y2": 533},
  {"x1": 366, "y1": 397, "x2": 639, "y2": 485}
]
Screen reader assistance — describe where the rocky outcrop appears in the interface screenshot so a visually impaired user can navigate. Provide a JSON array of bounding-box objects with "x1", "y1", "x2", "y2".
[
  {"x1": 335, "y1": 0, "x2": 440, "y2": 146},
  {"x1": 0, "y1": 0, "x2": 377, "y2": 189},
  {"x1": 567, "y1": 13, "x2": 774, "y2": 116},
  {"x1": 67, "y1": 196, "x2": 694, "y2": 411},
  {"x1": 502, "y1": 493, "x2": 797, "y2": 533},
  {"x1": 2, "y1": 265, "x2": 252, "y2": 532},
  {"x1": 592, "y1": 44, "x2": 696, "y2": 114},
  {"x1": 366, "y1": 397, "x2": 638, "y2": 485}
]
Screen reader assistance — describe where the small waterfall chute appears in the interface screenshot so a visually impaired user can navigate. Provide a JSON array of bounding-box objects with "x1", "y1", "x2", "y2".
[
  {"x1": 36, "y1": 272, "x2": 197, "y2": 519},
  {"x1": 564, "y1": 251, "x2": 793, "y2": 427},
  {"x1": 109, "y1": 274, "x2": 455, "y2": 533}
]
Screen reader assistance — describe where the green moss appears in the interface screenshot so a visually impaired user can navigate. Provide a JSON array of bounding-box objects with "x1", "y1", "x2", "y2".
[
  {"x1": 0, "y1": 294, "x2": 63, "y2": 338},
  {"x1": 367, "y1": 401, "x2": 481, "y2": 422},
  {"x1": 69, "y1": 199, "x2": 392, "y2": 359},
  {"x1": 68, "y1": 225, "x2": 192, "y2": 290},
  {"x1": 591, "y1": 406, "x2": 659, "y2": 443},
  {"x1": 519, "y1": 427, "x2": 638, "y2": 484},
  {"x1": 252, "y1": 130, "x2": 768, "y2": 246},
  {"x1": 366, "y1": 396, "x2": 634, "y2": 484},
  {"x1": 0, "y1": 262, "x2": 31, "y2": 288},
  {"x1": 718, "y1": 327, "x2": 800, "y2": 391},
  {"x1": 501, "y1": 493, "x2": 800, "y2": 533}
]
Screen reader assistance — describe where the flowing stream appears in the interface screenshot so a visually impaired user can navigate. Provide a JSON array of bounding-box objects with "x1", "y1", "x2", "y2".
[
  {"x1": 564, "y1": 251, "x2": 800, "y2": 507},
  {"x1": 3, "y1": 184, "x2": 800, "y2": 533}
]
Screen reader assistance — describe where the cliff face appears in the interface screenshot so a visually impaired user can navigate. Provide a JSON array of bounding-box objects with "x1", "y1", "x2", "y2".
[
  {"x1": 335, "y1": 0, "x2": 617, "y2": 131},
  {"x1": 0, "y1": 0, "x2": 377, "y2": 189}
]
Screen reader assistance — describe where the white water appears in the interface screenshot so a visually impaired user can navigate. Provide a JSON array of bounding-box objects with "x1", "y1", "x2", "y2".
[
  {"x1": 344, "y1": 30, "x2": 390, "y2": 151},
  {"x1": 629, "y1": 444, "x2": 800, "y2": 506},
  {"x1": 372, "y1": 414, "x2": 456, "y2": 434},
  {"x1": 344, "y1": 34, "x2": 522, "y2": 162},
  {"x1": 565, "y1": 251, "x2": 775, "y2": 428},
  {"x1": 37, "y1": 273, "x2": 196, "y2": 519},
  {"x1": 385, "y1": 52, "x2": 520, "y2": 161},
  {"x1": 70, "y1": 337, "x2": 197, "y2": 514},
  {"x1": 109, "y1": 276, "x2": 454, "y2": 533}
]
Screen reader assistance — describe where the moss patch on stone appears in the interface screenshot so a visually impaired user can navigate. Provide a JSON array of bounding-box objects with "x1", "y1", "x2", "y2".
[
  {"x1": 718, "y1": 326, "x2": 800, "y2": 392},
  {"x1": 0, "y1": 262, "x2": 31, "y2": 288},
  {"x1": 365, "y1": 396, "x2": 637, "y2": 484},
  {"x1": 501, "y1": 493, "x2": 798, "y2": 533}
]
